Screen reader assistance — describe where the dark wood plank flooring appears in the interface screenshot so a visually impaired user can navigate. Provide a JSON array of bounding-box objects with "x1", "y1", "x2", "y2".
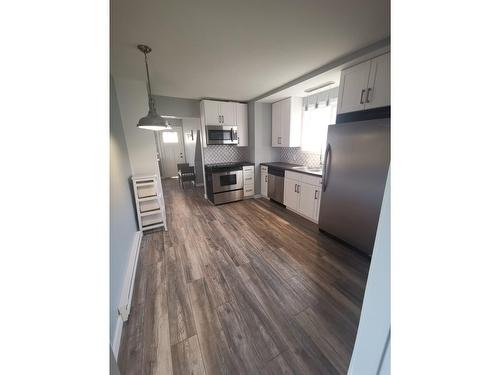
[{"x1": 118, "y1": 179, "x2": 370, "y2": 375}]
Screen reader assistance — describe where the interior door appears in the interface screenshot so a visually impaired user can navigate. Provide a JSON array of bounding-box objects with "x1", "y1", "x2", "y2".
[
  {"x1": 156, "y1": 127, "x2": 186, "y2": 178},
  {"x1": 219, "y1": 101, "x2": 236, "y2": 125},
  {"x1": 365, "y1": 53, "x2": 390, "y2": 110},
  {"x1": 203, "y1": 100, "x2": 221, "y2": 125},
  {"x1": 337, "y1": 60, "x2": 371, "y2": 114}
]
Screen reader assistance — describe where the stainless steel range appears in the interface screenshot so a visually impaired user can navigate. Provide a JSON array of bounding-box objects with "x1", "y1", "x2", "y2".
[{"x1": 205, "y1": 162, "x2": 251, "y2": 205}]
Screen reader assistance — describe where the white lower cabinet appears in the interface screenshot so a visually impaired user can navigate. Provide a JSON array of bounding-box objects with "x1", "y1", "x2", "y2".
[
  {"x1": 243, "y1": 165, "x2": 254, "y2": 197},
  {"x1": 284, "y1": 177, "x2": 299, "y2": 210},
  {"x1": 284, "y1": 171, "x2": 322, "y2": 222},
  {"x1": 260, "y1": 166, "x2": 268, "y2": 198},
  {"x1": 298, "y1": 183, "x2": 317, "y2": 220}
]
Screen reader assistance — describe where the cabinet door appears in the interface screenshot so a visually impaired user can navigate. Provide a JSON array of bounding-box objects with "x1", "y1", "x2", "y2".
[
  {"x1": 219, "y1": 101, "x2": 236, "y2": 126},
  {"x1": 365, "y1": 53, "x2": 390, "y2": 110},
  {"x1": 236, "y1": 103, "x2": 248, "y2": 147},
  {"x1": 284, "y1": 177, "x2": 299, "y2": 210},
  {"x1": 280, "y1": 98, "x2": 291, "y2": 146},
  {"x1": 298, "y1": 182, "x2": 317, "y2": 220},
  {"x1": 203, "y1": 100, "x2": 221, "y2": 125},
  {"x1": 271, "y1": 101, "x2": 281, "y2": 147},
  {"x1": 261, "y1": 171, "x2": 268, "y2": 198},
  {"x1": 337, "y1": 60, "x2": 371, "y2": 114},
  {"x1": 288, "y1": 97, "x2": 302, "y2": 147}
]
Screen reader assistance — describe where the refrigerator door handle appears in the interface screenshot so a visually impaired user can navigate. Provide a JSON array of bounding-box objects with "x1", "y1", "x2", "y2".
[{"x1": 322, "y1": 143, "x2": 332, "y2": 192}]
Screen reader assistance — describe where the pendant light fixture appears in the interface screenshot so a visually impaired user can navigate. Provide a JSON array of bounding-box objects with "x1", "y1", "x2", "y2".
[{"x1": 136, "y1": 44, "x2": 171, "y2": 130}]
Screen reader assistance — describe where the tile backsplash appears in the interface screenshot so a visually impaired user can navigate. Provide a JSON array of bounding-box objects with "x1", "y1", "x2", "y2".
[
  {"x1": 203, "y1": 145, "x2": 250, "y2": 164},
  {"x1": 279, "y1": 148, "x2": 322, "y2": 167}
]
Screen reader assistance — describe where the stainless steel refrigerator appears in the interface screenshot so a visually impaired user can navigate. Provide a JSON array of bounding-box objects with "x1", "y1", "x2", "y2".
[{"x1": 319, "y1": 115, "x2": 390, "y2": 257}]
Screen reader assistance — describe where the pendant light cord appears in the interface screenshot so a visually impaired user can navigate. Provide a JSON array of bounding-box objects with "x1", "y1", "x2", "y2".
[
  {"x1": 143, "y1": 51, "x2": 156, "y2": 112},
  {"x1": 143, "y1": 52, "x2": 153, "y2": 97}
]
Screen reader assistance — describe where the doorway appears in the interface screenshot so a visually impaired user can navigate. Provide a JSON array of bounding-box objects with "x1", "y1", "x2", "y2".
[{"x1": 155, "y1": 126, "x2": 186, "y2": 178}]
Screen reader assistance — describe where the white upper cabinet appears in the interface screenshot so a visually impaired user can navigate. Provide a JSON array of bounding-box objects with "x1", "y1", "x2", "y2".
[
  {"x1": 365, "y1": 53, "x2": 390, "y2": 110},
  {"x1": 235, "y1": 103, "x2": 248, "y2": 147},
  {"x1": 202, "y1": 100, "x2": 222, "y2": 125},
  {"x1": 271, "y1": 97, "x2": 302, "y2": 147},
  {"x1": 219, "y1": 101, "x2": 236, "y2": 126},
  {"x1": 200, "y1": 99, "x2": 246, "y2": 148},
  {"x1": 337, "y1": 61, "x2": 372, "y2": 114},
  {"x1": 271, "y1": 101, "x2": 281, "y2": 147},
  {"x1": 201, "y1": 100, "x2": 236, "y2": 125},
  {"x1": 337, "y1": 52, "x2": 390, "y2": 114}
]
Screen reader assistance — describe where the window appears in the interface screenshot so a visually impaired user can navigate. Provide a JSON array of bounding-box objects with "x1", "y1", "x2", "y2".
[
  {"x1": 162, "y1": 131, "x2": 178, "y2": 143},
  {"x1": 301, "y1": 96, "x2": 337, "y2": 154}
]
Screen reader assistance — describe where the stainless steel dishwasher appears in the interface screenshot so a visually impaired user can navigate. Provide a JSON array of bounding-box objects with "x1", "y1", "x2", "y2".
[{"x1": 267, "y1": 167, "x2": 284, "y2": 204}]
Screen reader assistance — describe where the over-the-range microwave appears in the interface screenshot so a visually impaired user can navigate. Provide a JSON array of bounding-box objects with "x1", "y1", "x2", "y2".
[{"x1": 206, "y1": 125, "x2": 238, "y2": 145}]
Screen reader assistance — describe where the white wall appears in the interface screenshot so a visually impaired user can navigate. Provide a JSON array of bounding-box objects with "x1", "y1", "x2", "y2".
[
  {"x1": 113, "y1": 77, "x2": 159, "y2": 176},
  {"x1": 109, "y1": 77, "x2": 139, "y2": 344},
  {"x1": 348, "y1": 170, "x2": 391, "y2": 375},
  {"x1": 154, "y1": 95, "x2": 200, "y2": 118},
  {"x1": 181, "y1": 118, "x2": 201, "y2": 166},
  {"x1": 250, "y1": 102, "x2": 280, "y2": 193}
]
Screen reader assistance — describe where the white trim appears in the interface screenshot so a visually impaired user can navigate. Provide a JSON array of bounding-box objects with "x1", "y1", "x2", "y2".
[
  {"x1": 112, "y1": 316, "x2": 123, "y2": 359},
  {"x1": 112, "y1": 230, "x2": 143, "y2": 357}
]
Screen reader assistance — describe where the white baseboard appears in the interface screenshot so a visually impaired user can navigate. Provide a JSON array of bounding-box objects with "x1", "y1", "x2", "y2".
[
  {"x1": 112, "y1": 316, "x2": 123, "y2": 359},
  {"x1": 112, "y1": 230, "x2": 143, "y2": 358}
]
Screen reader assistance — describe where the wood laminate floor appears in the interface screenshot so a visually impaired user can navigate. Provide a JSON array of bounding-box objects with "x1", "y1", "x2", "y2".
[{"x1": 118, "y1": 179, "x2": 371, "y2": 375}]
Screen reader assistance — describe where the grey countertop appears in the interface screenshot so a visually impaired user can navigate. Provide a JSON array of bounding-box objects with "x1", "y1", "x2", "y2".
[{"x1": 260, "y1": 162, "x2": 323, "y2": 177}]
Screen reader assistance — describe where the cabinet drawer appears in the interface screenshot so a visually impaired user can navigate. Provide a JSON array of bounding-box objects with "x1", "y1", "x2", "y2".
[
  {"x1": 244, "y1": 187, "x2": 254, "y2": 196},
  {"x1": 301, "y1": 174, "x2": 322, "y2": 186},
  {"x1": 243, "y1": 165, "x2": 254, "y2": 172},
  {"x1": 284, "y1": 170, "x2": 302, "y2": 181},
  {"x1": 244, "y1": 176, "x2": 254, "y2": 185}
]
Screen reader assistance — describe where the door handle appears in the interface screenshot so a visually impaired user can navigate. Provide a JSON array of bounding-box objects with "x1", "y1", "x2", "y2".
[
  {"x1": 222, "y1": 115, "x2": 224, "y2": 123},
  {"x1": 265, "y1": 175, "x2": 267, "y2": 182},
  {"x1": 366, "y1": 88, "x2": 372, "y2": 103},
  {"x1": 297, "y1": 184, "x2": 300, "y2": 194},
  {"x1": 322, "y1": 143, "x2": 332, "y2": 192},
  {"x1": 294, "y1": 184, "x2": 297, "y2": 193},
  {"x1": 314, "y1": 190, "x2": 318, "y2": 199},
  {"x1": 360, "y1": 89, "x2": 366, "y2": 104}
]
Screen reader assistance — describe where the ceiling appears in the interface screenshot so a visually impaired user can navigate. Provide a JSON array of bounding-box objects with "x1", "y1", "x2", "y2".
[
  {"x1": 111, "y1": 0, "x2": 390, "y2": 102},
  {"x1": 257, "y1": 69, "x2": 341, "y2": 103}
]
